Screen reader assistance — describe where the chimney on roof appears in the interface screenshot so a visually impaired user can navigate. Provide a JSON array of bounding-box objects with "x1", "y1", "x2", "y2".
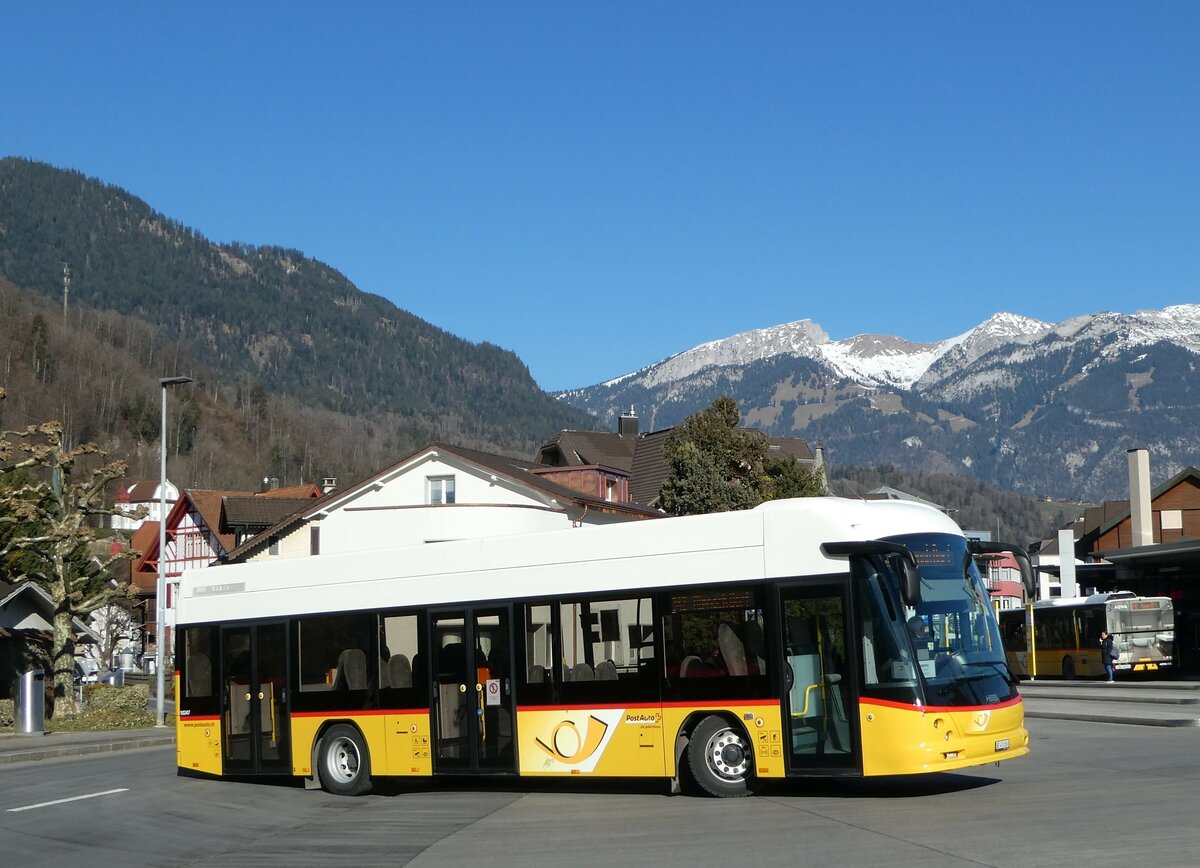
[
  {"x1": 322, "y1": 477, "x2": 337, "y2": 494},
  {"x1": 618, "y1": 406, "x2": 639, "y2": 439},
  {"x1": 1127, "y1": 448, "x2": 1153, "y2": 547}
]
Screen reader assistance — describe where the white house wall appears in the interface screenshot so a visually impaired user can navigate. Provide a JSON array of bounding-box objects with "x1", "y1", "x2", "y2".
[
  {"x1": 354, "y1": 455, "x2": 550, "y2": 509},
  {"x1": 167, "y1": 507, "x2": 223, "y2": 575},
  {"x1": 246, "y1": 454, "x2": 583, "y2": 563},
  {"x1": 111, "y1": 481, "x2": 180, "y2": 531},
  {"x1": 0, "y1": 606, "x2": 52, "y2": 632}
]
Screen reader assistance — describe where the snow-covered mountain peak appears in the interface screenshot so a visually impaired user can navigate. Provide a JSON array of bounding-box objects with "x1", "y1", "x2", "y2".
[
  {"x1": 1038, "y1": 306, "x2": 1200, "y2": 357},
  {"x1": 971, "y1": 312, "x2": 1050, "y2": 340},
  {"x1": 821, "y1": 334, "x2": 952, "y2": 389},
  {"x1": 600, "y1": 319, "x2": 830, "y2": 390},
  {"x1": 574, "y1": 303, "x2": 1200, "y2": 398}
]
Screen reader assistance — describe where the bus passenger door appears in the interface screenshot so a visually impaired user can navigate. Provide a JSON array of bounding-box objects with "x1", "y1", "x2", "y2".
[
  {"x1": 430, "y1": 607, "x2": 516, "y2": 774},
  {"x1": 221, "y1": 622, "x2": 291, "y2": 775},
  {"x1": 778, "y1": 583, "x2": 860, "y2": 773}
]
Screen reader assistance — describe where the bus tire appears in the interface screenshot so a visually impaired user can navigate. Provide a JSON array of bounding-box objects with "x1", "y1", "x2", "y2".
[
  {"x1": 686, "y1": 715, "x2": 756, "y2": 798},
  {"x1": 317, "y1": 724, "x2": 373, "y2": 796},
  {"x1": 1061, "y1": 656, "x2": 1076, "y2": 680}
]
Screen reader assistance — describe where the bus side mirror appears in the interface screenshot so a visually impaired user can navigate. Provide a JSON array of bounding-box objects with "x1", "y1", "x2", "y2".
[
  {"x1": 822, "y1": 541, "x2": 922, "y2": 606},
  {"x1": 1013, "y1": 550, "x2": 1034, "y2": 599},
  {"x1": 899, "y1": 556, "x2": 921, "y2": 607},
  {"x1": 970, "y1": 540, "x2": 1035, "y2": 599}
]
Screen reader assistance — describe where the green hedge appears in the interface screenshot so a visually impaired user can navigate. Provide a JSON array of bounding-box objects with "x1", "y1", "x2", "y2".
[
  {"x1": 0, "y1": 698, "x2": 13, "y2": 728},
  {"x1": 83, "y1": 683, "x2": 149, "y2": 713}
]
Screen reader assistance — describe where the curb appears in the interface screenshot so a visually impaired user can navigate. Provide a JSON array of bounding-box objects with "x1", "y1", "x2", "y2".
[
  {"x1": 1020, "y1": 691, "x2": 1200, "y2": 705},
  {"x1": 0, "y1": 734, "x2": 175, "y2": 766},
  {"x1": 1025, "y1": 710, "x2": 1200, "y2": 728}
]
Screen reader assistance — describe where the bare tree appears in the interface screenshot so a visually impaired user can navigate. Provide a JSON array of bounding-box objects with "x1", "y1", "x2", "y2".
[
  {"x1": 87, "y1": 599, "x2": 144, "y2": 671},
  {"x1": 0, "y1": 387, "x2": 144, "y2": 716}
]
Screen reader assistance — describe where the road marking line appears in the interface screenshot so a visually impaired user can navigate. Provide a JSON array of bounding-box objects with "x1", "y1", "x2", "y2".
[{"x1": 7, "y1": 788, "x2": 129, "y2": 813}]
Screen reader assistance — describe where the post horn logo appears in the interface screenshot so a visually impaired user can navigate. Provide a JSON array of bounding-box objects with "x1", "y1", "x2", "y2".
[{"x1": 534, "y1": 715, "x2": 609, "y2": 764}]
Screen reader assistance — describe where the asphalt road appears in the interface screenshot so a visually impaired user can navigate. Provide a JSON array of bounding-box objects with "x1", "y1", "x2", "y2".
[{"x1": 2, "y1": 718, "x2": 1197, "y2": 867}]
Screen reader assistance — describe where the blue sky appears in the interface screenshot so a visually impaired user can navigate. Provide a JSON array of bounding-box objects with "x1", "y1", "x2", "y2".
[{"x1": 3, "y1": 3, "x2": 1197, "y2": 390}]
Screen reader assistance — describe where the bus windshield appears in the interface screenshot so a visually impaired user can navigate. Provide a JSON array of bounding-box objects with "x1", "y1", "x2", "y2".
[{"x1": 890, "y1": 533, "x2": 1017, "y2": 707}]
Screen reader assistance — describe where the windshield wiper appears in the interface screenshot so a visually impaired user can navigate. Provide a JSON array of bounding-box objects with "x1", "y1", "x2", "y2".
[{"x1": 962, "y1": 660, "x2": 1017, "y2": 685}]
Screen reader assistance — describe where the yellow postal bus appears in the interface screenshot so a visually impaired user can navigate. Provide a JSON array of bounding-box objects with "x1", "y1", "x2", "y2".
[
  {"x1": 174, "y1": 497, "x2": 1033, "y2": 797},
  {"x1": 999, "y1": 592, "x2": 1174, "y2": 680}
]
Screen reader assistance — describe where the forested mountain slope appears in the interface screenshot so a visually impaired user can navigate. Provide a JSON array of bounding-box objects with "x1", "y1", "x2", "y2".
[{"x1": 0, "y1": 157, "x2": 595, "y2": 462}]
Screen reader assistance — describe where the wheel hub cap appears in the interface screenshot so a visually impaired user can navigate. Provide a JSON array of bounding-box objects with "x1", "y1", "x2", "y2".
[{"x1": 707, "y1": 729, "x2": 749, "y2": 781}]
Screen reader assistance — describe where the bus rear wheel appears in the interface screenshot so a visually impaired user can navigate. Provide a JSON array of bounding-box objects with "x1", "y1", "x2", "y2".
[
  {"x1": 1061, "y1": 656, "x2": 1076, "y2": 680},
  {"x1": 318, "y1": 724, "x2": 373, "y2": 796},
  {"x1": 687, "y1": 715, "x2": 757, "y2": 798}
]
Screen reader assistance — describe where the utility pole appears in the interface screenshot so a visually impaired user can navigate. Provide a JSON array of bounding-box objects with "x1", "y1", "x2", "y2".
[{"x1": 62, "y1": 262, "x2": 70, "y2": 320}]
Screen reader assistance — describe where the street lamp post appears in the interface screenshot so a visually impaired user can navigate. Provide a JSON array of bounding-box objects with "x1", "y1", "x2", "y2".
[{"x1": 156, "y1": 375, "x2": 193, "y2": 727}]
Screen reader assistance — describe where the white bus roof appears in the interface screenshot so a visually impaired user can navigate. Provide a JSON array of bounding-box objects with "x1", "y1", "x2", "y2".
[
  {"x1": 1032, "y1": 591, "x2": 1171, "y2": 609},
  {"x1": 176, "y1": 496, "x2": 962, "y2": 626}
]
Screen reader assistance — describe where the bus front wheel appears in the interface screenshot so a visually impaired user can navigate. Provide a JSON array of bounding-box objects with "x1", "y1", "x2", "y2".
[
  {"x1": 318, "y1": 724, "x2": 373, "y2": 796},
  {"x1": 687, "y1": 715, "x2": 757, "y2": 798}
]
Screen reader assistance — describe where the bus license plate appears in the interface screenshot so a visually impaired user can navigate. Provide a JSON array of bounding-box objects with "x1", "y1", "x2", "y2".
[{"x1": 995, "y1": 739, "x2": 1010, "y2": 751}]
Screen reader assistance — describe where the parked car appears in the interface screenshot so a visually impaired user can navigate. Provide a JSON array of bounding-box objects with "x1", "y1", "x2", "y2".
[{"x1": 74, "y1": 659, "x2": 100, "y2": 684}]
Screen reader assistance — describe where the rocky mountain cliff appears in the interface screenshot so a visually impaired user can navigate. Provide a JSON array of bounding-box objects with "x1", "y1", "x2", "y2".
[{"x1": 558, "y1": 306, "x2": 1200, "y2": 501}]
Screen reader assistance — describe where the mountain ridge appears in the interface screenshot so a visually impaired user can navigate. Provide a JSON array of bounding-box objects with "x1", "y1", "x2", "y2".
[
  {"x1": 558, "y1": 305, "x2": 1200, "y2": 502},
  {"x1": 0, "y1": 156, "x2": 597, "y2": 459}
]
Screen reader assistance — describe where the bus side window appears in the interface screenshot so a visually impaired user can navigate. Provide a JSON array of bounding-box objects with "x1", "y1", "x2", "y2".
[
  {"x1": 297, "y1": 613, "x2": 376, "y2": 693},
  {"x1": 182, "y1": 625, "x2": 217, "y2": 710},
  {"x1": 379, "y1": 613, "x2": 423, "y2": 698},
  {"x1": 519, "y1": 603, "x2": 555, "y2": 704},
  {"x1": 661, "y1": 586, "x2": 769, "y2": 702},
  {"x1": 558, "y1": 596, "x2": 657, "y2": 703}
]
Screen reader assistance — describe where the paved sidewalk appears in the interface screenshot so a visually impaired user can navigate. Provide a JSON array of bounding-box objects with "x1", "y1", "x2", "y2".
[
  {"x1": 0, "y1": 727, "x2": 175, "y2": 766},
  {"x1": 1020, "y1": 678, "x2": 1200, "y2": 727}
]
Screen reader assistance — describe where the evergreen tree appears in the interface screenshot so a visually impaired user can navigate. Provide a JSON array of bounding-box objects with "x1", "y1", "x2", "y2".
[
  {"x1": 660, "y1": 396, "x2": 823, "y2": 515},
  {"x1": 764, "y1": 454, "x2": 826, "y2": 499}
]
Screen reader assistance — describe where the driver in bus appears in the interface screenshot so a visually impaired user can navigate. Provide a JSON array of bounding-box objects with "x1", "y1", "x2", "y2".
[{"x1": 908, "y1": 615, "x2": 931, "y2": 646}]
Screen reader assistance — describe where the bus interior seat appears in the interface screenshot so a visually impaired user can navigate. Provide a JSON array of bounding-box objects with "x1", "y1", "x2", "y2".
[
  {"x1": 388, "y1": 653, "x2": 413, "y2": 689},
  {"x1": 679, "y1": 654, "x2": 702, "y2": 678},
  {"x1": 787, "y1": 616, "x2": 816, "y2": 654},
  {"x1": 187, "y1": 652, "x2": 211, "y2": 697},
  {"x1": 745, "y1": 619, "x2": 766, "y2": 674},
  {"x1": 528, "y1": 664, "x2": 546, "y2": 683},
  {"x1": 572, "y1": 662, "x2": 595, "y2": 681},
  {"x1": 595, "y1": 660, "x2": 618, "y2": 680},
  {"x1": 333, "y1": 648, "x2": 368, "y2": 690},
  {"x1": 438, "y1": 642, "x2": 464, "y2": 679},
  {"x1": 562, "y1": 664, "x2": 573, "y2": 682},
  {"x1": 718, "y1": 623, "x2": 747, "y2": 676},
  {"x1": 785, "y1": 615, "x2": 823, "y2": 723}
]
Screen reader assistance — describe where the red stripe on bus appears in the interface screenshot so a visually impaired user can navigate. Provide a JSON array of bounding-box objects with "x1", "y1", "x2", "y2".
[
  {"x1": 518, "y1": 702, "x2": 662, "y2": 712},
  {"x1": 178, "y1": 714, "x2": 221, "y2": 722},
  {"x1": 290, "y1": 708, "x2": 429, "y2": 718},
  {"x1": 517, "y1": 699, "x2": 769, "y2": 713},
  {"x1": 861, "y1": 696, "x2": 1022, "y2": 713}
]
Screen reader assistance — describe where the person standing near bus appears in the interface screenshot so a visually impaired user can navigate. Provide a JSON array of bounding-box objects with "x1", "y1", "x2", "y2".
[{"x1": 1100, "y1": 630, "x2": 1116, "y2": 682}]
